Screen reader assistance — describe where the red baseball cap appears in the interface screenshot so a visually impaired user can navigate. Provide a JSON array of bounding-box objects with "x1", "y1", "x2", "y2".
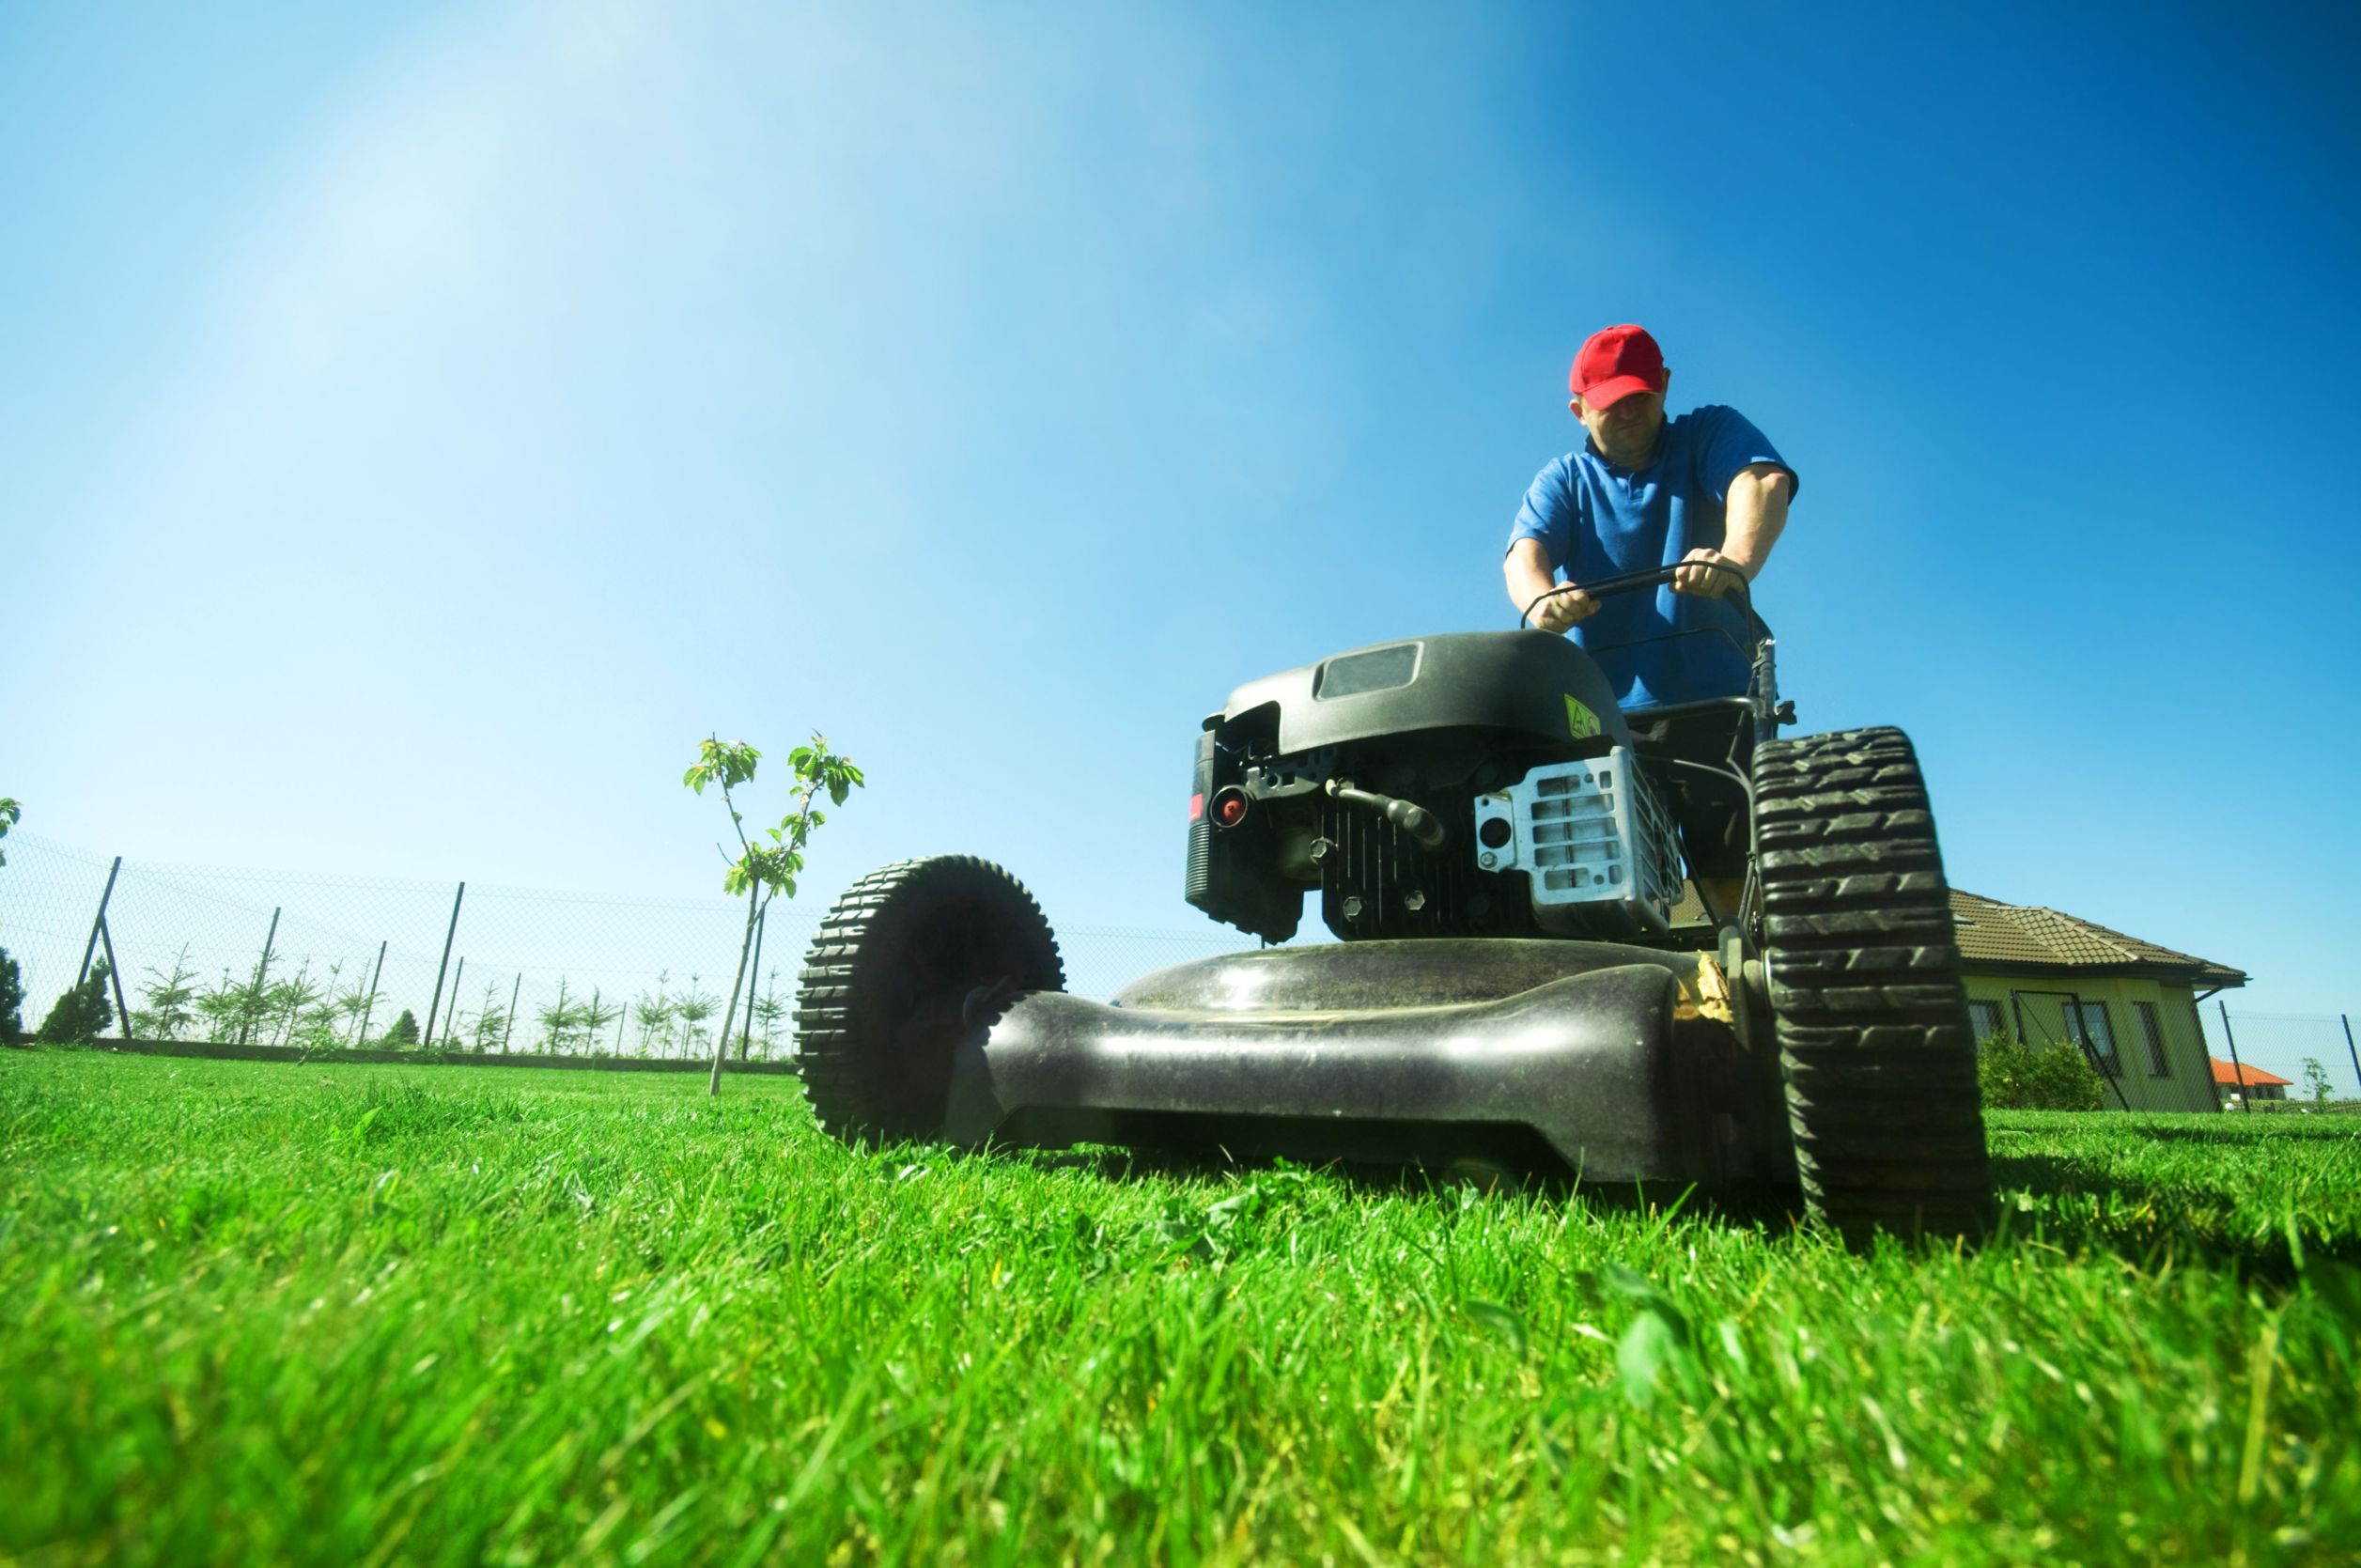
[{"x1": 1569, "y1": 324, "x2": 1668, "y2": 408}]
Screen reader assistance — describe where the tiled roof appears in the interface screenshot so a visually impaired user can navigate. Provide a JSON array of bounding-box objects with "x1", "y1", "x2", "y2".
[
  {"x1": 2211, "y1": 1056, "x2": 2291, "y2": 1088},
  {"x1": 1675, "y1": 883, "x2": 2245, "y2": 988},
  {"x1": 1948, "y1": 891, "x2": 2246, "y2": 987}
]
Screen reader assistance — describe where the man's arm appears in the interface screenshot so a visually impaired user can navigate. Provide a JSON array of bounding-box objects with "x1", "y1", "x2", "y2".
[
  {"x1": 1672, "y1": 463, "x2": 1793, "y2": 596},
  {"x1": 1506, "y1": 537, "x2": 1596, "y2": 632}
]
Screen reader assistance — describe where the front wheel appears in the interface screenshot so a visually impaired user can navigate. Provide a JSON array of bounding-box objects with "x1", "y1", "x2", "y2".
[
  {"x1": 1754, "y1": 727, "x2": 1992, "y2": 1239},
  {"x1": 796, "y1": 857, "x2": 1064, "y2": 1146}
]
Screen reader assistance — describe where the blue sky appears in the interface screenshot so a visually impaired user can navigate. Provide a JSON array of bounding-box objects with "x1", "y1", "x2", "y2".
[{"x1": 4, "y1": 1, "x2": 2358, "y2": 1078}]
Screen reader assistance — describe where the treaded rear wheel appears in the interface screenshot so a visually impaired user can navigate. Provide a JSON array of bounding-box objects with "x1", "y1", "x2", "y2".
[
  {"x1": 1755, "y1": 726, "x2": 1992, "y2": 1239},
  {"x1": 796, "y1": 856, "x2": 1064, "y2": 1145}
]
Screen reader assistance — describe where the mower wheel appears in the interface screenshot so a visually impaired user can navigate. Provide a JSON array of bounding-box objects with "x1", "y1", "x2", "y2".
[
  {"x1": 1755, "y1": 727, "x2": 1992, "y2": 1240},
  {"x1": 796, "y1": 856, "x2": 1065, "y2": 1146}
]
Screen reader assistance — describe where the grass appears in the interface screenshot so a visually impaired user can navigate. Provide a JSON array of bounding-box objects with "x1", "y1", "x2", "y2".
[{"x1": 3, "y1": 1052, "x2": 2357, "y2": 1566}]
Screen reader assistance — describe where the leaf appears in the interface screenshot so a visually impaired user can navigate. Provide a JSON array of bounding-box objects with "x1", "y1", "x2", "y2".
[
  {"x1": 1462, "y1": 1299, "x2": 1529, "y2": 1358},
  {"x1": 1616, "y1": 1309, "x2": 1684, "y2": 1405},
  {"x1": 1598, "y1": 1262, "x2": 1659, "y2": 1304}
]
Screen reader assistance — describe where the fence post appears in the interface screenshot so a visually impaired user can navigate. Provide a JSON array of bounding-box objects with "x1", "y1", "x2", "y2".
[
  {"x1": 237, "y1": 908, "x2": 281, "y2": 1048},
  {"x1": 502, "y1": 973, "x2": 520, "y2": 1055},
  {"x1": 355, "y1": 941, "x2": 387, "y2": 1046},
  {"x1": 2219, "y1": 1001, "x2": 2252, "y2": 1113},
  {"x1": 76, "y1": 856, "x2": 123, "y2": 985},
  {"x1": 97, "y1": 918, "x2": 132, "y2": 1039},
  {"x1": 443, "y1": 956, "x2": 466, "y2": 1048},
  {"x1": 2344, "y1": 1014, "x2": 2359, "y2": 1101},
  {"x1": 423, "y1": 882, "x2": 465, "y2": 1048}
]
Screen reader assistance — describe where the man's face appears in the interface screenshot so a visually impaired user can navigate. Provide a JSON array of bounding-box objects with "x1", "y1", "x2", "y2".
[{"x1": 1572, "y1": 384, "x2": 1666, "y2": 467}]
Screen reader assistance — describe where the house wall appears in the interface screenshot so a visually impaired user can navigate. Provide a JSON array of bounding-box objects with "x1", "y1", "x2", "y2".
[{"x1": 1961, "y1": 971, "x2": 2221, "y2": 1113}]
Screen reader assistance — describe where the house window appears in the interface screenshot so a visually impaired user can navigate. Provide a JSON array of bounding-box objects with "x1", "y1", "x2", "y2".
[
  {"x1": 2135, "y1": 1001, "x2": 2168, "y2": 1077},
  {"x1": 1966, "y1": 1000, "x2": 2006, "y2": 1043},
  {"x1": 2069, "y1": 1001, "x2": 2121, "y2": 1076}
]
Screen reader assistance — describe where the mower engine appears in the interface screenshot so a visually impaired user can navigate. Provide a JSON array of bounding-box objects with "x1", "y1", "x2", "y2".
[{"x1": 1187, "y1": 630, "x2": 1688, "y2": 944}]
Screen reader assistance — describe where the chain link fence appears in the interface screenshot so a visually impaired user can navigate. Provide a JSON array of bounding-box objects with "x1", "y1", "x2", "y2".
[
  {"x1": 10, "y1": 832, "x2": 2351, "y2": 1103},
  {"x1": 2198, "y1": 1007, "x2": 2361, "y2": 1105},
  {"x1": 0, "y1": 833, "x2": 1255, "y2": 1062}
]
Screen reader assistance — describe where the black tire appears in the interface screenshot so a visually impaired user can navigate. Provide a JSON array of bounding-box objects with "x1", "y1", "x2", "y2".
[
  {"x1": 1754, "y1": 727, "x2": 1992, "y2": 1239},
  {"x1": 796, "y1": 856, "x2": 1064, "y2": 1145}
]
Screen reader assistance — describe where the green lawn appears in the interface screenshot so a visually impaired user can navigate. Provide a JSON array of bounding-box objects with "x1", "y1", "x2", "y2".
[{"x1": 3, "y1": 1052, "x2": 2356, "y2": 1566}]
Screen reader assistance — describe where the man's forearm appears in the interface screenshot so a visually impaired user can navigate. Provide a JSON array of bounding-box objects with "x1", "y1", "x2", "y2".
[
  {"x1": 1504, "y1": 540, "x2": 1559, "y2": 618},
  {"x1": 1720, "y1": 466, "x2": 1793, "y2": 577}
]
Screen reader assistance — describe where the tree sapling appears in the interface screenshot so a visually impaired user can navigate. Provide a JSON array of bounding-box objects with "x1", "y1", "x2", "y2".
[{"x1": 683, "y1": 733, "x2": 863, "y2": 1094}]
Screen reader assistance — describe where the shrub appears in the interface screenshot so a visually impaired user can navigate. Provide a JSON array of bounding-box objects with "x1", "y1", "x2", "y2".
[
  {"x1": 0, "y1": 947, "x2": 24, "y2": 1045},
  {"x1": 1977, "y1": 1034, "x2": 2107, "y2": 1111},
  {"x1": 36, "y1": 961, "x2": 116, "y2": 1044},
  {"x1": 379, "y1": 1009, "x2": 421, "y2": 1048}
]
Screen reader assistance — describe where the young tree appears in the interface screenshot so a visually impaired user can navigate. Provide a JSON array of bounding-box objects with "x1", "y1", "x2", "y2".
[
  {"x1": 631, "y1": 976, "x2": 673, "y2": 1059},
  {"x1": 749, "y1": 967, "x2": 786, "y2": 1060},
  {"x1": 288, "y1": 959, "x2": 347, "y2": 1052},
  {"x1": 194, "y1": 969, "x2": 246, "y2": 1043},
  {"x1": 37, "y1": 960, "x2": 116, "y2": 1043},
  {"x1": 0, "y1": 797, "x2": 19, "y2": 869},
  {"x1": 2301, "y1": 1057, "x2": 2336, "y2": 1107},
  {"x1": 333, "y1": 970, "x2": 377, "y2": 1045},
  {"x1": 265, "y1": 961, "x2": 326, "y2": 1048},
  {"x1": 673, "y1": 980, "x2": 718, "y2": 1057},
  {"x1": 537, "y1": 978, "x2": 583, "y2": 1054},
  {"x1": 470, "y1": 980, "x2": 509, "y2": 1054},
  {"x1": 684, "y1": 733, "x2": 862, "y2": 1094},
  {"x1": 580, "y1": 988, "x2": 622, "y2": 1057},
  {"x1": 133, "y1": 946, "x2": 203, "y2": 1041},
  {"x1": 381, "y1": 1008, "x2": 421, "y2": 1048},
  {"x1": 223, "y1": 947, "x2": 277, "y2": 1047}
]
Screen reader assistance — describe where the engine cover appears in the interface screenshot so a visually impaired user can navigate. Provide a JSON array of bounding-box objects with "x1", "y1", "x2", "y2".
[
  {"x1": 1185, "y1": 629, "x2": 1696, "y2": 944},
  {"x1": 1470, "y1": 749, "x2": 1685, "y2": 936}
]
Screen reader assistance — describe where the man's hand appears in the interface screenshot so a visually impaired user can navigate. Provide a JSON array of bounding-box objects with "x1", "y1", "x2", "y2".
[
  {"x1": 1671, "y1": 547, "x2": 1750, "y2": 598},
  {"x1": 1506, "y1": 537, "x2": 1601, "y2": 632},
  {"x1": 1528, "y1": 584, "x2": 1600, "y2": 632}
]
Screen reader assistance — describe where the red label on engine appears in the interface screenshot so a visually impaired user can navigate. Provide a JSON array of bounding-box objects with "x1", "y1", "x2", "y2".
[{"x1": 1188, "y1": 791, "x2": 1204, "y2": 823}]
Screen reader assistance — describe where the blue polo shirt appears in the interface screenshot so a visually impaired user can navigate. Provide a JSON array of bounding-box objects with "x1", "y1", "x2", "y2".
[{"x1": 1507, "y1": 404, "x2": 1795, "y2": 710}]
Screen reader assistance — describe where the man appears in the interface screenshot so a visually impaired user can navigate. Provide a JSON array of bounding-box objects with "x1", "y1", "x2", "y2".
[{"x1": 1502, "y1": 323, "x2": 1796, "y2": 921}]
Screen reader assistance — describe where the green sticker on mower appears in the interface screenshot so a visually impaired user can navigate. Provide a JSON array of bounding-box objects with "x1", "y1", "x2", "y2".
[{"x1": 1564, "y1": 695, "x2": 1601, "y2": 739}]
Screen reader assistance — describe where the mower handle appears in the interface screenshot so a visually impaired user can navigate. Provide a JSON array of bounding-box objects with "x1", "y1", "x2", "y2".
[
  {"x1": 1518, "y1": 558, "x2": 1787, "y2": 744},
  {"x1": 1517, "y1": 559, "x2": 1756, "y2": 631}
]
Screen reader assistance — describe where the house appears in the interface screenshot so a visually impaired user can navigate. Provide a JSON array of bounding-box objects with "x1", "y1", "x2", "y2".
[
  {"x1": 1949, "y1": 891, "x2": 2245, "y2": 1113},
  {"x1": 2211, "y1": 1058, "x2": 2290, "y2": 1105}
]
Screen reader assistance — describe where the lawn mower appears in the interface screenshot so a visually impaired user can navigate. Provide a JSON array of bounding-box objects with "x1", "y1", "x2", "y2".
[{"x1": 795, "y1": 566, "x2": 1992, "y2": 1235}]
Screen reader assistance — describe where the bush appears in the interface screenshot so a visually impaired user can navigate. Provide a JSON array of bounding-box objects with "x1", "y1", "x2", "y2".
[
  {"x1": 35, "y1": 961, "x2": 116, "y2": 1044},
  {"x1": 1977, "y1": 1034, "x2": 2107, "y2": 1111},
  {"x1": 379, "y1": 1009, "x2": 420, "y2": 1048},
  {"x1": 0, "y1": 947, "x2": 24, "y2": 1045}
]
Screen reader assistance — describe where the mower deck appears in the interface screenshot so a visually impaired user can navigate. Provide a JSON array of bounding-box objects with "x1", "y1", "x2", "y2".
[{"x1": 941, "y1": 939, "x2": 1778, "y2": 1186}]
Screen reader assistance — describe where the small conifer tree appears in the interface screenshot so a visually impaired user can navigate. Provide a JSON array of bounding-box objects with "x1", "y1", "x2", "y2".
[
  {"x1": 0, "y1": 948, "x2": 25, "y2": 1045},
  {"x1": 36, "y1": 960, "x2": 116, "y2": 1043}
]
